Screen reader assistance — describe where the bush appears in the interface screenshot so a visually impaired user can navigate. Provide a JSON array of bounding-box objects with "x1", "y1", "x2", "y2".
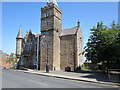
[
  {"x1": 10, "y1": 67, "x2": 15, "y2": 69},
  {"x1": 81, "y1": 64, "x2": 88, "y2": 71},
  {"x1": 75, "y1": 66, "x2": 81, "y2": 71}
]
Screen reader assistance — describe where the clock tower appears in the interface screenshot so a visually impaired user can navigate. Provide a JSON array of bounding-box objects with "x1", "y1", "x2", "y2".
[
  {"x1": 40, "y1": 1, "x2": 62, "y2": 70},
  {"x1": 41, "y1": 1, "x2": 62, "y2": 32}
]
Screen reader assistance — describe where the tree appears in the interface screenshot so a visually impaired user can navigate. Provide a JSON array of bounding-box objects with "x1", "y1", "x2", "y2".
[
  {"x1": 85, "y1": 21, "x2": 120, "y2": 71},
  {"x1": 7, "y1": 53, "x2": 17, "y2": 65}
]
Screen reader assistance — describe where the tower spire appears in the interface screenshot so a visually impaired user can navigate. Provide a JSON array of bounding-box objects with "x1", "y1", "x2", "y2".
[
  {"x1": 47, "y1": 0, "x2": 58, "y2": 6},
  {"x1": 16, "y1": 27, "x2": 23, "y2": 39}
]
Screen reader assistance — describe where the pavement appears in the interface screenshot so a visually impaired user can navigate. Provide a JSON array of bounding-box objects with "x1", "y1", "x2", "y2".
[
  {"x1": 12, "y1": 69, "x2": 120, "y2": 86},
  {"x1": 2, "y1": 69, "x2": 120, "y2": 88}
]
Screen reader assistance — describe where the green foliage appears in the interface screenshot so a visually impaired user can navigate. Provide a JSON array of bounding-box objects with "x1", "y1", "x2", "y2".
[
  {"x1": 81, "y1": 64, "x2": 89, "y2": 71},
  {"x1": 10, "y1": 67, "x2": 15, "y2": 69},
  {"x1": 85, "y1": 21, "x2": 120, "y2": 70},
  {"x1": 7, "y1": 53, "x2": 17, "y2": 64},
  {"x1": 75, "y1": 65, "x2": 81, "y2": 71}
]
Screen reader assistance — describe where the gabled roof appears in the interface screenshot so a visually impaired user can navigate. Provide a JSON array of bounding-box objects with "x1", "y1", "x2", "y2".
[
  {"x1": 61, "y1": 26, "x2": 78, "y2": 36},
  {"x1": 17, "y1": 27, "x2": 23, "y2": 39}
]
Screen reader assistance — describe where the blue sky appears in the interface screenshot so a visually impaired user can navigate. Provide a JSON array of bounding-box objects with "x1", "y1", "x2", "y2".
[
  {"x1": 2, "y1": 2, "x2": 118, "y2": 54},
  {"x1": 118, "y1": 1, "x2": 120, "y2": 24}
]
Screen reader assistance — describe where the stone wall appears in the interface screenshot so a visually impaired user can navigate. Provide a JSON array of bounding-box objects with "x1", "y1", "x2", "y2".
[
  {"x1": 16, "y1": 39, "x2": 22, "y2": 56},
  {"x1": 40, "y1": 30, "x2": 54, "y2": 70},
  {"x1": 40, "y1": 4, "x2": 62, "y2": 70},
  {"x1": 76, "y1": 27, "x2": 84, "y2": 66},
  {"x1": 40, "y1": 30, "x2": 61, "y2": 70},
  {"x1": 60, "y1": 35, "x2": 75, "y2": 71},
  {"x1": 53, "y1": 30, "x2": 60, "y2": 70}
]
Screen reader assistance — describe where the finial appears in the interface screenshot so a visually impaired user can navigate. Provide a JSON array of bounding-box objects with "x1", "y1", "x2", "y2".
[
  {"x1": 78, "y1": 20, "x2": 80, "y2": 27},
  {"x1": 47, "y1": 0, "x2": 58, "y2": 6}
]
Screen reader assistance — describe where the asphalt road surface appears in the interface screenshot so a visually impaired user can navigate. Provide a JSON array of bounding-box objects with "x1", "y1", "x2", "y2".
[{"x1": 2, "y1": 69, "x2": 119, "y2": 88}]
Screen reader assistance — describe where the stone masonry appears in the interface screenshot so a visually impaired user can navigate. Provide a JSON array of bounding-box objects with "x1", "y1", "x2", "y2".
[{"x1": 16, "y1": 1, "x2": 84, "y2": 71}]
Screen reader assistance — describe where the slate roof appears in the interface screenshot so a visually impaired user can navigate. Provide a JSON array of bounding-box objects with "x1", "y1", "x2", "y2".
[
  {"x1": 17, "y1": 28, "x2": 23, "y2": 39},
  {"x1": 61, "y1": 26, "x2": 78, "y2": 36}
]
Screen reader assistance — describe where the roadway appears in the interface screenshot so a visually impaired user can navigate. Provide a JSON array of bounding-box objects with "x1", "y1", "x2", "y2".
[{"x1": 2, "y1": 69, "x2": 119, "y2": 88}]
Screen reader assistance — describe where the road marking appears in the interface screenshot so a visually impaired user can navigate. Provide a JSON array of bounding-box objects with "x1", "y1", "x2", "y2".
[{"x1": 28, "y1": 80, "x2": 49, "y2": 86}]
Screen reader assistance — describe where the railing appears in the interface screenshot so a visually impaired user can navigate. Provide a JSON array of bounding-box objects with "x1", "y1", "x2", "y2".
[{"x1": 108, "y1": 69, "x2": 120, "y2": 83}]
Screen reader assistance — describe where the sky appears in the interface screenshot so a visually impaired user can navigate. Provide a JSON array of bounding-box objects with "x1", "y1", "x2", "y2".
[
  {"x1": 118, "y1": 1, "x2": 120, "y2": 24},
  {"x1": 2, "y1": 2, "x2": 118, "y2": 54}
]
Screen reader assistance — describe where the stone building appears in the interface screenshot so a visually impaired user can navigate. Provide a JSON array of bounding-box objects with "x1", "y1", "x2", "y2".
[
  {"x1": 16, "y1": 1, "x2": 84, "y2": 71},
  {"x1": 16, "y1": 29, "x2": 40, "y2": 69}
]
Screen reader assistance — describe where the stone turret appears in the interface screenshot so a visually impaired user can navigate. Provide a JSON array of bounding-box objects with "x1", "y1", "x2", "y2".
[{"x1": 16, "y1": 27, "x2": 23, "y2": 57}]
